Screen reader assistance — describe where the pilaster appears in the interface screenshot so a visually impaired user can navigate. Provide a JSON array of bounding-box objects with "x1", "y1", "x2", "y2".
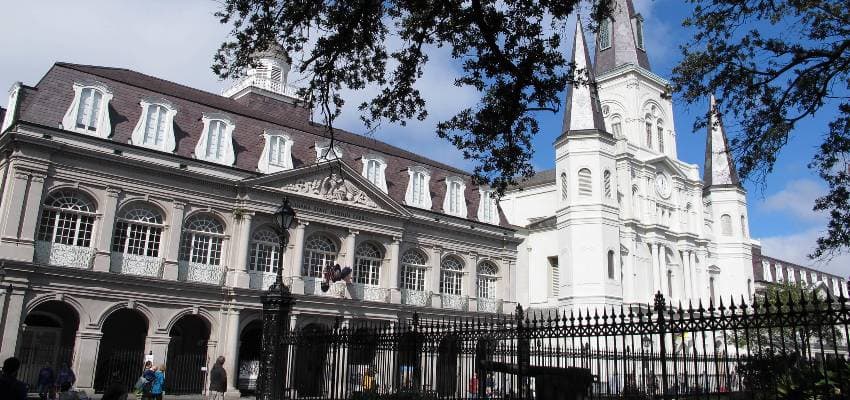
[
  {"x1": 228, "y1": 213, "x2": 253, "y2": 288},
  {"x1": 0, "y1": 288, "x2": 26, "y2": 362},
  {"x1": 429, "y1": 246, "x2": 443, "y2": 307},
  {"x1": 386, "y1": 237, "x2": 402, "y2": 303},
  {"x1": 223, "y1": 307, "x2": 242, "y2": 396},
  {"x1": 342, "y1": 229, "x2": 358, "y2": 268},
  {"x1": 18, "y1": 172, "x2": 47, "y2": 244},
  {"x1": 0, "y1": 170, "x2": 30, "y2": 243},
  {"x1": 287, "y1": 221, "x2": 307, "y2": 279},
  {"x1": 93, "y1": 187, "x2": 121, "y2": 272},
  {"x1": 162, "y1": 201, "x2": 185, "y2": 280},
  {"x1": 72, "y1": 330, "x2": 103, "y2": 391}
]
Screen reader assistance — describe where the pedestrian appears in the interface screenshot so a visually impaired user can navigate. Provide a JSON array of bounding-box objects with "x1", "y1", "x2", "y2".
[
  {"x1": 0, "y1": 357, "x2": 28, "y2": 400},
  {"x1": 37, "y1": 363, "x2": 56, "y2": 400},
  {"x1": 467, "y1": 373, "x2": 479, "y2": 399},
  {"x1": 485, "y1": 373, "x2": 495, "y2": 399},
  {"x1": 149, "y1": 364, "x2": 165, "y2": 400},
  {"x1": 208, "y1": 356, "x2": 227, "y2": 400},
  {"x1": 320, "y1": 263, "x2": 352, "y2": 292},
  {"x1": 135, "y1": 361, "x2": 153, "y2": 398},
  {"x1": 56, "y1": 363, "x2": 76, "y2": 391}
]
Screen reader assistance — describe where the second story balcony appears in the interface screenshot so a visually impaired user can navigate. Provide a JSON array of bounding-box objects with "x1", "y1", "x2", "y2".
[
  {"x1": 35, "y1": 241, "x2": 95, "y2": 270},
  {"x1": 178, "y1": 260, "x2": 225, "y2": 285},
  {"x1": 401, "y1": 289, "x2": 431, "y2": 307},
  {"x1": 110, "y1": 253, "x2": 162, "y2": 278}
]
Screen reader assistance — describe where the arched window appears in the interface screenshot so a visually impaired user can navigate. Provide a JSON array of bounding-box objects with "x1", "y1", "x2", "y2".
[
  {"x1": 142, "y1": 104, "x2": 168, "y2": 147},
  {"x1": 720, "y1": 214, "x2": 732, "y2": 236},
  {"x1": 603, "y1": 170, "x2": 612, "y2": 199},
  {"x1": 607, "y1": 250, "x2": 615, "y2": 279},
  {"x1": 741, "y1": 215, "x2": 748, "y2": 238},
  {"x1": 302, "y1": 234, "x2": 337, "y2": 277},
  {"x1": 631, "y1": 185, "x2": 640, "y2": 217},
  {"x1": 560, "y1": 172, "x2": 568, "y2": 200},
  {"x1": 610, "y1": 115, "x2": 622, "y2": 137},
  {"x1": 37, "y1": 191, "x2": 96, "y2": 247},
  {"x1": 366, "y1": 159, "x2": 381, "y2": 184},
  {"x1": 268, "y1": 135, "x2": 290, "y2": 167},
  {"x1": 578, "y1": 168, "x2": 592, "y2": 197},
  {"x1": 645, "y1": 116, "x2": 653, "y2": 149},
  {"x1": 401, "y1": 249, "x2": 428, "y2": 291},
  {"x1": 657, "y1": 120, "x2": 665, "y2": 153},
  {"x1": 258, "y1": 132, "x2": 294, "y2": 173},
  {"x1": 205, "y1": 120, "x2": 227, "y2": 160},
  {"x1": 478, "y1": 189, "x2": 498, "y2": 224},
  {"x1": 195, "y1": 113, "x2": 235, "y2": 165},
  {"x1": 354, "y1": 242, "x2": 383, "y2": 286},
  {"x1": 477, "y1": 262, "x2": 498, "y2": 299},
  {"x1": 111, "y1": 205, "x2": 164, "y2": 257},
  {"x1": 249, "y1": 228, "x2": 280, "y2": 273},
  {"x1": 179, "y1": 215, "x2": 225, "y2": 265},
  {"x1": 440, "y1": 256, "x2": 464, "y2": 295},
  {"x1": 599, "y1": 19, "x2": 612, "y2": 50}
]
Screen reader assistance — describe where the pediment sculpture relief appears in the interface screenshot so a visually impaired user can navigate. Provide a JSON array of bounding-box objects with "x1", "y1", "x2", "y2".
[{"x1": 283, "y1": 173, "x2": 379, "y2": 209}]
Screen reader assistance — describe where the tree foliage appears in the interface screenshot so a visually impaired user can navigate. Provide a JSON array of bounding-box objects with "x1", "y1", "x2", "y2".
[
  {"x1": 213, "y1": 0, "x2": 614, "y2": 192},
  {"x1": 671, "y1": 0, "x2": 850, "y2": 259}
]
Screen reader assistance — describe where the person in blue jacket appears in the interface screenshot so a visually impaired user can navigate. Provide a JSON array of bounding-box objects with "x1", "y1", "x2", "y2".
[{"x1": 149, "y1": 365, "x2": 165, "y2": 400}]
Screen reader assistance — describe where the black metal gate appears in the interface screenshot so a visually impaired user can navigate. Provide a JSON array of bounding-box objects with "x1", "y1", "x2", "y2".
[
  {"x1": 93, "y1": 347, "x2": 145, "y2": 392},
  {"x1": 164, "y1": 352, "x2": 207, "y2": 395}
]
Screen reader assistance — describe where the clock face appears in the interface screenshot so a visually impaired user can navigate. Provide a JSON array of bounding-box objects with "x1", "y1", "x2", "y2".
[{"x1": 655, "y1": 174, "x2": 671, "y2": 198}]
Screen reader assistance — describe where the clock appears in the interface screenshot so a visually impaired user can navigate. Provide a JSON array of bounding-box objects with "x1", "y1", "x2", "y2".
[{"x1": 654, "y1": 173, "x2": 671, "y2": 199}]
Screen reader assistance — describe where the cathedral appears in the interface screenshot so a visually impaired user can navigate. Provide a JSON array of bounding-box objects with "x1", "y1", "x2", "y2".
[{"x1": 501, "y1": 0, "x2": 848, "y2": 310}]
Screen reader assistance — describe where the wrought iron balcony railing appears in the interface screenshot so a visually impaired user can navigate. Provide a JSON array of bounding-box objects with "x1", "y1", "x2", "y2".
[
  {"x1": 110, "y1": 253, "x2": 162, "y2": 278},
  {"x1": 35, "y1": 241, "x2": 95, "y2": 270},
  {"x1": 177, "y1": 261, "x2": 225, "y2": 285}
]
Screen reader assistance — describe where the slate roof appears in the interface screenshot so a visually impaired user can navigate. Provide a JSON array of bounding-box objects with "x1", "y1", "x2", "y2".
[
  {"x1": 15, "y1": 62, "x2": 509, "y2": 227},
  {"x1": 593, "y1": 0, "x2": 651, "y2": 76},
  {"x1": 0, "y1": 107, "x2": 5, "y2": 125},
  {"x1": 512, "y1": 168, "x2": 556, "y2": 190}
]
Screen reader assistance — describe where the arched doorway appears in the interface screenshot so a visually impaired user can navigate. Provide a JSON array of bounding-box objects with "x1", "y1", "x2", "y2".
[
  {"x1": 397, "y1": 331, "x2": 423, "y2": 391},
  {"x1": 94, "y1": 308, "x2": 148, "y2": 392},
  {"x1": 17, "y1": 301, "x2": 80, "y2": 388},
  {"x1": 293, "y1": 323, "x2": 329, "y2": 397},
  {"x1": 436, "y1": 335, "x2": 460, "y2": 397},
  {"x1": 165, "y1": 315, "x2": 210, "y2": 395},
  {"x1": 347, "y1": 327, "x2": 378, "y2": 393},
  {"x1": 237, "y1": 320, "x2": 262, "y2": 394}
]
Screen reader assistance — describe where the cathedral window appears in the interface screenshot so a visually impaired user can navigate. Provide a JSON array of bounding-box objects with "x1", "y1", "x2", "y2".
[
  {"x1": 645, "y1": 117, "x2": 653, "y2": 149},
  {"x1": 37, "y1": 190, "x2": 96, "y2": 247},
  {"x1": 599, "y1": 19, "x2": 612, "y2": 50},
  {"x1": 111, "y1": 205, "x2": 164, "y2": 258},
  {"x1": 720, "y1": 214, "x2": 732, "y2": 236},
  {"x1": 610, "y1": 115, "x2": 622, "y2": 138},
  {"x1": 478, "y1": 189, "x2": 499, "y2": 224},
  {"x1": 258, "y1": 132, "x2": 293, "y2": 173},
  {"x1": 179, "y1": 214, "x2": 225, "y2": 266},
  {"x1": 249, "y1": 228, "x2": 281, "y2": 273},
  {"x1": 195, "y1": 113, "x2": 236, "y2": 165},
  {"x1": 477, "y1": 262, "x2": 499, "y2": 299},
  {"x1": 560, "y1": 172, "x2": 568, "y2": 200},
  {"x1": 62, "y1": 82, "x2": 113, "y2": 138},
  {"x1": 443, "y1": 176, "x2": 467, "y2": 217},
  {"x1": 657, "y1": 120, "x2": 665, "y2": 153},
  {"x1": 302, "y1": 234, "x2": 338, "y2": 278},
  {"x1": 315, "y1": 140, "x2": 343, "y2": 161},
  {"x1": 405, "y1": 167, "x2": 432, "y2": 209},
  {"x1": 401, "y1": 249, "x2": 427, "y2": 291},
  {"x1": 354, "y1": 242, "x2": 383, "y2": 286},
  {"x1": 741, "y1": 215, "x2": 748, "y2": 238},
  {"x1": 131, "y1": 99, "x2": 177, "y2": 152},
  {"x1": 603, "y1": 170, "x2": 613, "y2": 199},
  {"x1": 667, "y1": 270, "x2": 673, "y2": 297},
  {"x1": 607, "y1": 250, "x2": 616, "y2": 280},
  {"x1": 440, "y1": 256, "x2": 464, "y2": 295},
  {"x1": 632, "y1": 185, "x2": 640, "y2": 218},
  {"x1": 635, "y1": 17, "x2": 645, "y2": 50},
  {"x1": 548, "y1": 256, "x2": 560, "y2": 297},
  {"x1": 578, "y1": 168, "x2": 593, "y2": 197},
  {"x1": 361, "y1": 155, "x2": 388, "y2": 192}
]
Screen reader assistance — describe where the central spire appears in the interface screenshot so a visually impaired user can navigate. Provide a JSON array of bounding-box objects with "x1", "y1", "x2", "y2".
[
  {"x1": 562, "y1": 20, "x2": 606, "y2": 133},
  {"x1": 594, "y1": 0, "x2": 651, "y2": 76},
  {"x1": 703, "y1": 95, "x2": 741, "y2": 188}
]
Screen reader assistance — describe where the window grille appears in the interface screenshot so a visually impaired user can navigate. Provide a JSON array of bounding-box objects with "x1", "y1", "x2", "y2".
[
  {"x1": 578, "y1": 168, "x2": 592, "y2": 197},
  {"x1": 301, "y1": 234, "x2": 337, "y2": 277},
  {"x1": 354, "y1": 242, "x2": 382, "y2": 286},
  {"x1": 440, "y1": 257, "x2": 464, "y2": 295},
  {"x1": 178, "y1": 215, "x2": 224, "y2": 265}
]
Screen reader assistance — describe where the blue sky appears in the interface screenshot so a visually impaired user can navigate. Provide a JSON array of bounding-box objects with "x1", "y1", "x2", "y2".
[{"x1": 0, "y1": 0, "x2": 844, "y2": 277}]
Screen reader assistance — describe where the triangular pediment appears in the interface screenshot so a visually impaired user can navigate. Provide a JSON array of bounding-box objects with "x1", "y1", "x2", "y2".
[
  {"x1": 243, "y1": 160, "x2": 410, "y2": 216},
  {"x1": 646, "y1": 156, "x2": 690, "y2": 180}
]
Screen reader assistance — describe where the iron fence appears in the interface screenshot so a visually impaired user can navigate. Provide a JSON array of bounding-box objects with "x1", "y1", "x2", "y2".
[{"x1": 273, "y1": 291, "x2": 850, "y2": 399}]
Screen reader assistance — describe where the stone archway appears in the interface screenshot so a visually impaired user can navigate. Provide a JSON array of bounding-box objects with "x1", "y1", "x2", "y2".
[
  {"x1": 17, "y1": 301, "x2": 80, "y2": 388},
  {"x1": 165, "y1": 314, "x2": 211, "y2": 395},
  {"x1": 237, "y1": 319, "x2": 262, "y2": 394},
  {"x1": 94, "y1": 308, "x2": 148, "y2": 392}
]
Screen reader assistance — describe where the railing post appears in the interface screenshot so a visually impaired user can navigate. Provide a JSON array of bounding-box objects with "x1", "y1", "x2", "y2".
[
  {"x1": 516, "y1": 303, "x2": 530, "y2": 399},
  {"x1": 654, "y1": 292, "x2": 669, "y2": 399},
  {"x1": 257, "y1": 282, "x2": 295, "y2": 400}
]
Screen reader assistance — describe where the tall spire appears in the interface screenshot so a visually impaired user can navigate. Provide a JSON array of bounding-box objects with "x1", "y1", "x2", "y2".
[
  {"x1": 703, "y1": 95, "x2": 741, "y2": 188},
  {"x1": 593, "y1": 0, "x2": 651, "y2": 76},
  {"x1": 562, "y1": 20, "x2": 606, "y2": 133}
]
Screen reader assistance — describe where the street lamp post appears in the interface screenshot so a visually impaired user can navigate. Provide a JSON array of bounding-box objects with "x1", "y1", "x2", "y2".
[{"x1": 257, "y1": 197, "x2": 297, "y2": 400}]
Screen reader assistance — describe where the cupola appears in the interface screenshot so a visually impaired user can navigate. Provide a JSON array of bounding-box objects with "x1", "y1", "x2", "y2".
[{"x1": 223, "y1": 43, "x2": 301, "y2": 104}]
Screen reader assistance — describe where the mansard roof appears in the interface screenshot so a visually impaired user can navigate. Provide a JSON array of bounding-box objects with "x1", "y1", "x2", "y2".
[
  {"x1": 13, "y1": 62, "x2": 508, "y2": 227},
  {"x1": 753, "y1": 251, "x2": 846, "y2": 284},
  {"x1": 593, "y1": 0, "x2": 651, "y2": 76}
]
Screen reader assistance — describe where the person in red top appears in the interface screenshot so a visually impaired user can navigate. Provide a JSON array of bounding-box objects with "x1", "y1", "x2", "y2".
[{"x1": 468, "y1": 373, "x2": 479, "y2": 399}]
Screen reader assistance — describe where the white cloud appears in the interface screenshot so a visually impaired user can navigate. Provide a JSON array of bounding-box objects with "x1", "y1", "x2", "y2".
[
  {"x1": 759, "y1": 228, "x2": 850, "y2": 278},
  {"x1": 758, "y1": 178, "x2": 827, "y2": 222}
]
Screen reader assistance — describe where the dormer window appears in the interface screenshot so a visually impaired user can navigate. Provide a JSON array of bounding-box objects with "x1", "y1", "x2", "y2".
[
  {"x1": 405, "y1": 166, "x2": 432, "y2": 209},
  {"x1": 131, "y1": 98, "x2": 177, "y2": 152},
  {"x1": 478, "y1": 189, "x2": 499, "y2": 224},
  {"x1": 443, "y1": 176, "x2": 467, "y2": 217},
  {"x1": 361, "y1": 155, "x2": 388, "y2": 193},
  {"x1": 258, "y1": 130, "x2": 293, "y2": 173},
  {"x1": 62, "y1": 82, "x2": 113, "y2": 138},
  {"x1": 315, "y1": 140, "x2": 343, "y2": 161},
  {"x1": 599, "y1": 18, "x2": 612, "y2": 50},
  {"x1": 195, "y1": 113, "x2": 236, "y2": 165}
]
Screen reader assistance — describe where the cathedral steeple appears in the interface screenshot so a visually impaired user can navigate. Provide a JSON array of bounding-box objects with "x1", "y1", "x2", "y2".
[
  {"x1": 703, "y1": 95, "x2": 741, "y2": 188},
  {"x1": 562, "y1": 20, "x2": 606, "y2": 134},
  {"x1": 593, "y1": 0, "x2": 651, "y2": 76}
]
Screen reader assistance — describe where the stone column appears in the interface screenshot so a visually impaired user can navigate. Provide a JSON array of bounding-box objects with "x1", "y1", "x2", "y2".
[
  {"x1": 0, "y1": 288, "x2": 26, "y2": 361},
  {"x1": 681, "y1": 250, "x2": 691, "y2": 302},
  {"x1": 429, "y1": 246, "x2": 443, "y2": 307},
  {"x1": 223, "y1": 308, "x2": 242, "y2": 395},
  {"x1": 162, "y1": 201, "x2": 185, "y2": 280},
  {"x1": 72, "y1": 330, "x2": 103, "y2": 391},
  {"x1": 146, "y1": 334, "x2": 171, "y2": 369},
  {"x1": 93, "y1": 187, "x2": 121, "y2": 272},
  {"x1": 650, "y1": 243, "x2": 660, "y2": 296},
  {"x1": 656, "y1": 243, "x2": 668, "y2": 298},
  {"x1": 228, "y1": 213, "x2": 252, "y2": 288},
  {"x1": 623, "y1": 240, "x2": 635, "y2": 303},
  {"x1": 18, "y1": 173, "x2": 47, "y2": 245},
  {"x1": 386, "y1": 237, "x2": 402, "y2": 303},
  {"x1": 342, "y1": 229, "x2": 358, "y2": 268},
  {"x1": 0, "y1": 170, "x2": 30, "y2": 243},
  {"x1": 287, "y1": 221, "x2": 307, "y2": 278},
  {"x1": 465, "y1": 252, "x2": 478, "y2": 311},
  {"x1": 501, "y1": 259, "x2": 513, "y2": 303},
  {"x1": 688, "y1": 251, "x2": 697, "y2": 300}
]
